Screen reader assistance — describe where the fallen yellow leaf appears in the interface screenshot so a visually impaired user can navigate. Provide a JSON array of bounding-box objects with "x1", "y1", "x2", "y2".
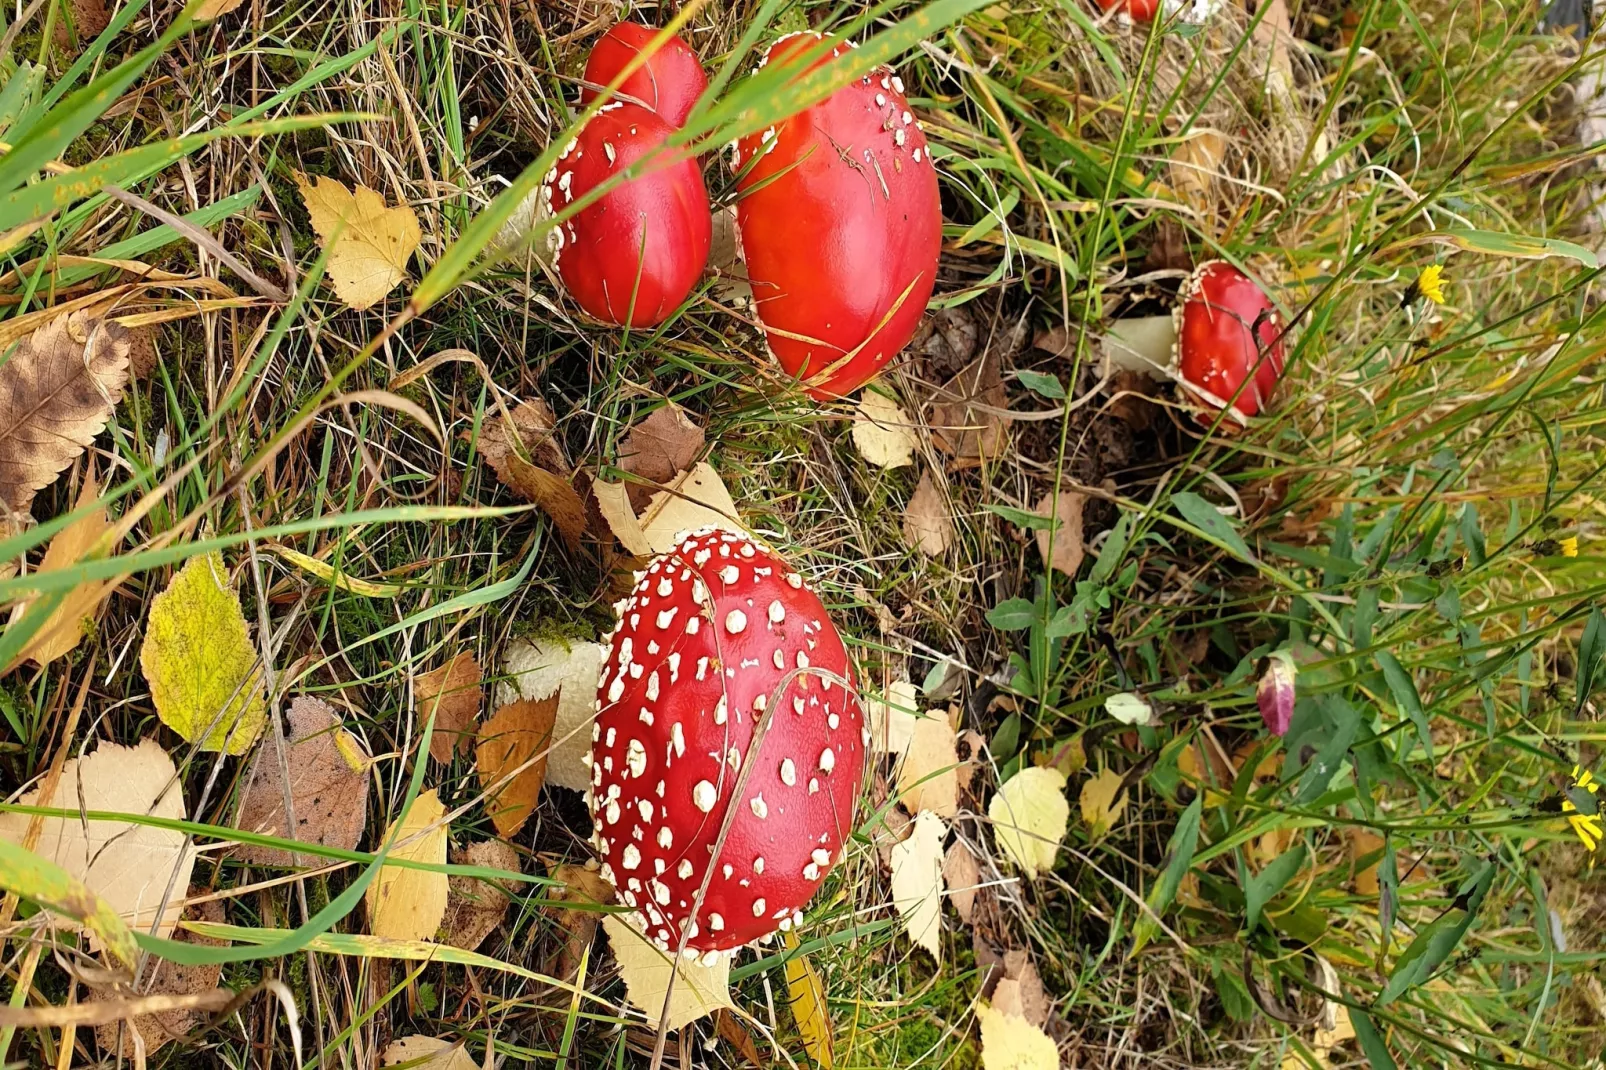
[
  {"x1": 978, "y1": 1002, "x2": 1059, "y2": 1069},
  {"x1": 601, "y1": 913, "x2": 732, "y2": 1030},
  {"x1": 890, "y1": 810, "x2": 946, "y2": 964},
  {"x1": 15, "y1": 470, "x2": 120, "y2": 666},
  {"x1": 498, "y1": 637, "x2": 605, "y2": 792},
  {"x1": 638, "y1": 462, "x2": 748, "y2": 552},
  {"x1": 1079, "y1": 766, "x2": 1128, "y2": 839},
  {"x1": 295, "y1": 173, "x2": 421, "y2": 310},
  {"x1": 897, "y1": 711, "x2": 959, "y2": 818},
  {"x1": 366, "y1": 789, "x2": 449, "y2": 942},
  {"x1": 989, "y1": 767, "x2": 1070, "y2": 878},
  {"x1": 782, "y1": 930, "x2": 834, "y2": 1068},
  {"x1": 851, "y1": 390, "x2": 919, "y2": 469}
]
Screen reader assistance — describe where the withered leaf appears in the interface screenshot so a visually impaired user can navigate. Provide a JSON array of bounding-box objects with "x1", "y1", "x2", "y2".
[
  {"x1": 234, "y1": 697, "x2": 372, "y2": 867},
  {"x1": 545, "y1": 861, "x2": 614, "y2": 981},
  {"x1": 619, "y1": 403, "x2": 704, "y2": 509},
  {"x1": 902, "y1": 470, "x2": 954, "y2": 556},
  {"x1": 1033, "y1": 490, "x2": 1086, "y2": 578},
  {"x1": 54, "y1": 0, "x2": 110, "y2": 48},
  {"x1": 943, "y1": 840, "x2": 981, "y2": 925},
  {"x1": 89, "y1": 896, "x2": 227, "y2": 1059},
  {"x1": 0, "y1": 311, "x2": 131, "y2": 514},
  {"x1": 928, "y1": 349, "x2": 1009, "y2": 467},
  {"x1": 13, "y1": 469, "x2": 119, "y2": 667},
  {"x1": 993, "y1": 950, "x2": 1050, "y2": 1029},
  {"x1": 478, "y1": 399, "x2": 585, "y2": 550},
  {"x1": 475, "y1": 696, "x2": 558, "y2": 837},
  {"x1": 416, "y1": 652, "x2": 482, "y2": 763},
  {"x1": 479, "y1": 398, "x2": 569, "y2": 476},
  {"x1": 440, "y1": 839, "x2": 520, "y2": 951}
]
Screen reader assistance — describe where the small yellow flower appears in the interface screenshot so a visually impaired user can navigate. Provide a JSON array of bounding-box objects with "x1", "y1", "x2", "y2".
[
  {"x1": 1563, "y1": 765, "x2": 1602, "y2": 851},
  {"x1": 1560, "y1": 536, "x2": 1579, "y2": 558},
  {"x1": 1417, "y1": 264, "x2": 1446, "y2": 304}
]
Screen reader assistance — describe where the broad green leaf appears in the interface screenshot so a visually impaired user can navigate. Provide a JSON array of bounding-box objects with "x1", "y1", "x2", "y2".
[
  {"x1": 1375, "y1": 651, "x2": 1433, "y2": 758},
  {"x1": 1351, "y1": 1010, "x2": 1397, "y2": 1070},
  {"x1": 139, "y1": 552, "x2": 266, "y2": 755},
  {"x1": 0, "y1": 838, "x2": 137, "y2": 967},
  {"x1": 1130, "y1": 794, "x2": 1203, "y2": 955},
  {"x1": 1576, "y1": 607, "x2": 1606, "y2": 716},
  {"x1": 1014, "y1": 370, "x2": 1066, "y2": 399},
  {"x1": 1389, "y1": 228, "x2": 1598, "y2": 268},
  {"x1": 987, "y1": 597, "x2": 1037, "y2": 631},
  {"x1": 985, "y1": 503, "x2": 1058, "y2": 530},
  {"x1": 1089, "y1": 512, "x2": 1132, "y2": 585},
  {"x1": 1245, "y1": 844, "x2": 1306, "y2": 934},
  {"x1": 1378, "y1": 861, "x2": 1494, "y2": 1004},
  {"x1": 1171, "y1": 492, "x2": 1256, "y2": 563}
]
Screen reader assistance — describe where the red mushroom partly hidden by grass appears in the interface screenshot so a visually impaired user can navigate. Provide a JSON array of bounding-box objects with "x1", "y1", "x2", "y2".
[
  {"x1": 1096, "y1": 0, "x2": 1161, "y2": 20},
  {"x1": 540, "y1": 103, "x2": 711, "y2": 328},
  {"x1": 1173, "y1": 260, "x2": 1285, "y2": 423},
  {"x1": 733, "y1": 32, "x2": 942, "y2": 400},
  {"x1": 587, "y1": 527, "x2": 865, "y2": 959},
  {"x1": 581, "y1": 22, "x2": 708, "y2": 128}
]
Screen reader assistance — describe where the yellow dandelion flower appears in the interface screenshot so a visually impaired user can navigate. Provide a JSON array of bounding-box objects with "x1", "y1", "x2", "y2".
[
  {"x1": 1563, "y1": 765, "x2": 1602, "y2": 851},
  {"x1": 1417, "y1": 264, "x2": 1446, "y2": 304},
  {"x1": 1560, "y1": 536, "x2": 1579, "y2": 558}
]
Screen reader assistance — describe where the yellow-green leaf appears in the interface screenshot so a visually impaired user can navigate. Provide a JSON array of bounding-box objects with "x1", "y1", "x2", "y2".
[
  {"x1": 1386, "y1": 229, "x2": 1598, "y2": 268},
  {"x1": 0, "y1": 838, "x2": 137, "y2": 968},
  {"x1": 782, "y1": 931, "x2": 834, "y2": 1068},
  {"x1": 140, "y1": 552, "x2": 266, "y2": 755},
  {"x1": 270, "y1": 544, "x2": 403, "y2": 597},
  {"x1": 988, "y1": 767, "x2": 1069, "y2": 879}
]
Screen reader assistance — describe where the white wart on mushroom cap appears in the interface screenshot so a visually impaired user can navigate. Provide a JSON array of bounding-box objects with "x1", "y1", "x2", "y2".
[{"x1": 587, "y1": 527, "x2": 865, "y2": 956}]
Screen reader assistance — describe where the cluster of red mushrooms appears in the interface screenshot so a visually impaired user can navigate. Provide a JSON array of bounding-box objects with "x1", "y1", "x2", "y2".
[{"x1": 556, "y1": 20, "x2": 1286, "y2": 960}]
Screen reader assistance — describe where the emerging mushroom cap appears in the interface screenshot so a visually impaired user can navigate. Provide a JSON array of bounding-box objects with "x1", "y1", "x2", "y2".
[
  {"x1": 588, "y1": 528, "x2": 866, "y2": 955},
  {"x1": 581, "y1": 22, "x2": 708, "y2": 128},
  {"x1": 1097, "y1": 0, "x2": 1161, "y2": 20},
  {"x1": 1174, "y1": 260, "x2": 1285, "y2": 421},
  {"x1": 541, "y1": 103, "x2": 711, "y2": 327},
  {"x1": 733, "y1": 33, "x2": 942, "y2": 400}
]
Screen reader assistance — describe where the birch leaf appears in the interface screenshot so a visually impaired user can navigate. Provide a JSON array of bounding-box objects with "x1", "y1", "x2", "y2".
[
  {"x1": 380, "y1": 1036, "x2": 477, "y2": 1070},
  {"x1": 638, "y1": 462, "x2": 747, "y2": 552},
  {"x1": 782, "y1": 930, "x2": 835, "y2": 1068},
  {"x1": 1079, "y1": 767, "x2": 1128, "y2": 839},
  {"x1": 476, "y1": 696, "x2": 558, "y2": 837},
  {"x1": 366, "y1": 789, "x2": 449, "y2": 941},
  {"x1": 620, "y1": 403, "x2": 704, "y2": 507},
  {"x1": 140, "y1": 552, "x2": 266, "y2": 755},
  {"x1": 234, "y1": 697, "x2": 372, "y2": 867},
  {"x1": 896, "y1": 712, "x2": 959, "y2": 818},
  {"x1": 295, "y1": 173, "x2": 421, "y2": 310},
  {"x1": 498, "y1": 637, "x2": 606, "y2": 792},
  {"x1": 440, "y1": 839, "x2": 519, "y2": 951},
  {"x1": 851, "y1": 391, "x2": 918, "y2": 469},
  {"x1": 989, "y1": 767, "x2": 1069, "y2": 878},
  {"x1": 978, "y1": 1003, "x2": 1059, "y2": 1070},
  {"x1": 415, "y1": 652, "x2": 482, "y2": 763},
  {"x1": 602, "y1": 912, "x2": 733, "y2": 1030},
  {"x1": 890, "y1": 810, "x2": 946, "y2": 964},
  {"x1": 902, "y1": 470, "x2": 954, "y2": 556}
]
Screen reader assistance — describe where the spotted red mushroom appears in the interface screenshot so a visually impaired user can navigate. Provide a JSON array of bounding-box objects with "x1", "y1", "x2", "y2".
[
  {"x1": 586, "y1": 527, "x2": 865, "y2": 959},
  {"x1": 540, "y1": 103, "x2": 711, "y2": 327},
  {"x1": 581, "y1": 22, "x2": 708, "y2": 128},
  {"x1": 733, "y1": 32, "x2": 941, "y2": 400},
  {"x1": 1096, "y1": 0, "x2": 1160, "y2": 19},
  {"x1": 1173, "y1": 260, "x2": 1285, "y2": 422},
  {"x1": 1095, "y1": 0, "x2": 1223, "y2": 22}
]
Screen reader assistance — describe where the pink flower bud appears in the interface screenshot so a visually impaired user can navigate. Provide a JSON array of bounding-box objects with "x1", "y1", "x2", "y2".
[{"x1": 1257, "y1": 650, "x2": 1297, "y2": 737}]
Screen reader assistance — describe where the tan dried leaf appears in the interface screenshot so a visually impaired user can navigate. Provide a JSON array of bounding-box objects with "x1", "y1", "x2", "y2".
[
  {"x1": 902, "y1": 470, "x2": 954, "y2": 556},
  {"x1": 366, "y1": 789, "x2": 448, "y2": 941},
  {"x1": 15, "y1": 470, "x2": 119, "y2": 666},
  {"x1": 1033, "y1": 490, "x2": 1086, "y2": 578},
  {"x1": 415, "y1": 652, "x2": 482, "y2": 763},
  {"x1": 638, "y1": 462, "x2": 746, "y2": 552},
  {"x1": 896, "y1": 712, "x2": 959, "y2": 818},
  {"x1": 890, "y1": 810, "x2": 946, "y2": 964},
  {"x1": 620, "y1": 403, "x2": 704, "y2": 507},
  {"x1": 295, "y1": 173, "x2": 421, "y2": 310},
  {"x1": 478, "y1": 400, "x2": 584, "y2": 551},
  {"x1": 480, "y1": 398, "x2": 569, "y2": 476},
  {"x1": 476, "y1": 696, "x2": 558, "y2": 837},
  {"x1": 1347, "y1": 828, "x2": 1386, "y2": 897},
  {"x1": 380, "y1": 1036, "x2": 477, "y2": 1070},
  {"x1": 929, "y1": 349, "x2": 1009, "y2": 466},
  {"x1": 234, "y1": 697, "x2": 372, "y2": 867},
  {"x1": 440, "y1": 839, "x2": 519, "y2": 951},
  {"x1": 993, "y1": 950, "x2": 1049, "y2": 1028},
  {"x1": 592, "y1": 479, "x2": 653, "y2": 557},
  {"x1": 195, "y1": 0, "x2": 248, "y2": 20},
  {"x1": 867, "y1": 680, "x2": 921, "y2": 755},
  {"x1": 0, "y1": 311, "x2": 131, "y2": 514},
  {"x1": 498, "y1": 638, "x2": 606, "y2": 792},
  {"x1": 943, "y1": 840, "x2": 981, "y2": 924},
  {"x1": 851, "y1": 391, "x2": 918, "y2": 469},
  {"x1": 89, "y1": 896, "x2": 227, "y2": 1058},
  {"x1": 545, "y1": 861, "x2": 614, "y2": 980},
  {"x1": 1170, "y1": 130, "x2": 1227, "y2": 215},
  {"x1": 603, "y1": 912, "x2": 733, "y2": 1029}
]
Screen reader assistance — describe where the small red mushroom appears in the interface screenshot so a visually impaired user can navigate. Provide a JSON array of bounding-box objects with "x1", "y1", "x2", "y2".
[
  {"x1": 587, "y1": 527, "x2": 866, "y2": 958},
  {"x1": 1173, "y1": 260, "x2": 1286, "y2": 422},
  {"x1": 733, "y1": 33, "x2": 942, "y2": 399},
  {"x1": 1096, "y1": 0, "x2": 1161, "y2": 20},
  {"x1": 540, "y1": 103, "x2": 711, "y2": 327},
  {"x1": 581, "y1": 22, "x2": 708, "y2": 128}
]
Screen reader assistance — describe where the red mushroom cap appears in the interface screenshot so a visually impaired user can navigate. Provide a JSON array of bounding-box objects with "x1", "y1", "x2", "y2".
[
  {"x1": 581, "y1": 22, "x2": 708, "y2": 128},
  {"x1": 1174, "y1": 260, "x2": 1285, "y2": 421},
  {"x1": 733, "y1": 33, "x2": 942, "y2": 400},
  {"x1": 1097, "y1": 0, "x2": 1160, "y2": 20},
  {"x1": 541, "y1": 103, "x2": 711, "y2": 328},
  {"x1": 587, "y1": 527, "x2": 865, "y2": 955}
]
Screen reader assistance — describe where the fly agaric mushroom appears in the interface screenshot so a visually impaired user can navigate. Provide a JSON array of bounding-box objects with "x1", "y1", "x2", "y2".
[
  {"x1": 1096, "y1": 0, "x2": 1223, "y2": 22},
  {"x1": 1173, "y1": 259, "x2": 1286, "y2": 422},
  {"x1": 581, "y1": 22, "x2": 708, "y2": 128},
  {"x1": 540, "y1": 103, "x2": 711, "y2": 327},
  {"x1": 587, "y1": 527, "x2": 865, "y2": 959},
  {"x1": 733, "y1": 33, "x2": 941, "y2": 399}
]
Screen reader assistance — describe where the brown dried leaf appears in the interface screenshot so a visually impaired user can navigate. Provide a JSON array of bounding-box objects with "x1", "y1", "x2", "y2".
[
  {"x1": 1033, "y1": 491, "x2": 1086, "y2": 578},
  {"x1": 902, "y1": 471, "x2": 954, "y2": 556},
  {"x1": 619, "y1": 403, "x2": 704, "y2": 508},
  {"x1": 943, "y1": 840, "x2": 981, "y2": 924},
  {"x1": 1347, "y1": 828, "x2": 1386, "y2": 897},
  {"x1": 1169, "y1": 130, "x2": 1227, "y2": 216},
  {"x1": 994, "y1": 950, "x2": 1049, "y2": 1028},
  {"x1": 545, "y1": 861, "x2": 615, "y2": 981},
  {"x1": 0, "y1": 311, "x2": 131, "y2": 514},
  {"x1": 89, "y1": 896, "x2": 227, "y2": 1059},
  {"x1": 475, "y1": 696, "x2": 558, "y2": 837},
  {"x1": 416, "y1": 652, "x2": 482, "y2": 763},
  {"x1": 478, "y1": 400, "x2": 584, "y2": 550},
  {"x1": 235, "y1": 697, "x2": 372, "y2": 867},
  {"x1": 440, "y1": 839, "x2": 520, "y2": 951},
  {"x1": 54, "y1": 0, "x2": 110, "y2": 48},
  {"x1": 716, "y1": 1008, "x2": 764, "y2": 1067},
  {"x1": 929, "y1": 349, "x2": 1009, "y2": 466}
]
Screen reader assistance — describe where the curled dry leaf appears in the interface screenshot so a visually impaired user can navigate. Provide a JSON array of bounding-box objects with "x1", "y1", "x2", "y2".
[
  {"x1": 890, "y1": 809, "x2": 946, "y2": 964},
  {"x1": 872, "y1": 801, "x2": 914, "y2": 866},
  {"x1": 989, "y1": 767, "x2": 1070, "y2": 879},
  {"x1": 380, "y1": 1036, "x2": 477, "y2": 1070},
  {"x1": 477, "y1": 399, "x2": 585, "y2": 551},
  {"x1": 140, "y1": 552, "x2": 266, "y2": 755},
  {"x1": 89, "y1": 896, "x2": 227, "y2": 1059},
  {"x1": 498, "y1": 637, "x2": 606, "y2": 792},
  {"x1": 977, "y1": 1002, "x2": 1060, "y2": 1070},
  {"x1": 415, "y1": 652, "x2": 482, "y2": 764},
  {"x1": 366, "y1": 789, "x2": 448, "y2": 942},
  {"x1": 1079, "y1": 766, "x2": 1128, "y2": 840},
  {"x1": 592, "y1": 479, "x2": 654, "y2": 556},
  {"x1": 1033, "y1": 490, "x2": 1086, "y2": 578},
  {"x1": 476, "y1": 695, "x2": 558, "y2": 837},
  {"x1": 637, "y1": 461, "x2": 747, "y2": 552},
  {"x1": 13, "y1": 470, "x2": 120, "y2": 667},
  {"x1": 902, "y1": 470, "x2": 954, "y2": 556},
  {"x1": 896, "y1": 711, "x2": 960, "y2": 818},
  {"x1": 619, "y1": 403, "x2": 705, "y2": 508},
  {"x1": 234, "y1": 697, "x2": 372, "y2": 867},
  {"x1": 602, "y1": 912, "x2": 733, "y2": 1031},
  {"x1": 0, "y1": 739, "x2": 194, "y2": 943},
  {"x1": 295, "y1": 173, "x2": 422, "y2": 310},
  {"x1": 0, "y1": 310, "x2": 131, "y2": 515},
  {"x1": 928, "y1": 349, "x2": 1010, "y2": 467},
  {"x1": 1346, "y1": 828, "x2": 1386, "y2": 897},
  {"x1": 54, "y1": 0, "x2": 110, "y2": 48},
  {"x1": 1170, "y1": 130, "x2": 1228, "y2": 217},
  {"x1": 943, "y1": 840, "x2": 982, "y2": 924},
  {"x1": 851, "y1": 391, "x2": 919, "y2": 470},
  {"x1": 545, "y1": 861, "x2": 613, "y2": 981},
  {"x1": 440, "y1": 839, "x2": 520, "y2": 951}
]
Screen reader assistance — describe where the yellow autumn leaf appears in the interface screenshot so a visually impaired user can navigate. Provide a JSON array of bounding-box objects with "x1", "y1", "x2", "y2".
[
  {"x1": 380, "y1": 1035, "x2": 477, "y2": 1070},
  {"x1": 988, "y1": 767, "x2": 1069, "y2": 879},
  {"x1": 367, "y1": 789, "x2": 449, "y2": 941},
  {"x1": 851, "y1": 390, "x2": 918, "y2": 469},
  {"x1": 13, "y1": 470, "x2": 120, "y2": 667},
  {"x1": 1079, "y1": 767, "x2": 1128, "y2": 839},
  {"x1": 269, "y1": 544, "x2": 403, "y2": 597},
  {"x1": 601, "y1": 913, "x2": 733, "y2": 1030},
  {"x1": 782, "y1": 931, "x2": 834, "y2": 1068},
  {"x1": 896, "y1": 711, "x2": 959, "y2": 818},
  {"x1": 638, "y1": 462, "x2": 749, "y2": 553},
  {"x1": 890, "y1": 809, "x2": 946, "y2": 964},
  {"x1": 295, "y1": 173, "x2": 422, "y2": 311},
  {"x1": 977, "y1": 1002, "x2": 1060, "y2": 1070},
  {"x1": 139, "y1": 551, "x2": 266, "y2": 755}
]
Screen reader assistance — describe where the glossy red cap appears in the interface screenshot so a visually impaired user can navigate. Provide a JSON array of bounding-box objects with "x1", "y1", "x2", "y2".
[
  {"x1": 1174, "y1": 260, "x2": 1285, "y2": 421},
  {"x1": 581, "y1": 22, "x2": 708, "y2": 128},
  {"x1": 541, "y1": 103, "x2": 711, "y2": 327},
  {"x1": 588, "y1": 528, "x2": 865, "y2": 953},
  {"x1": 733, "y1": 33, "x2": 941, "y2": 399},
  {"x1": 1099, "y1": 0, "x2": 1161, "y2": 19}
]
